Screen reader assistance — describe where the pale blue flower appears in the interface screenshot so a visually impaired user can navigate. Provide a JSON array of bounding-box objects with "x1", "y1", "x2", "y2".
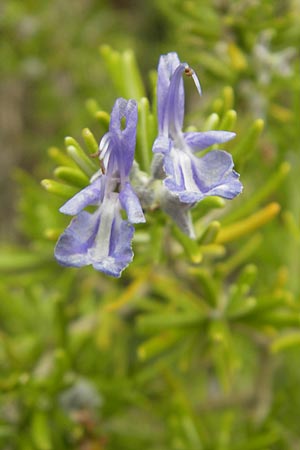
[
  {"x1": 153, "y1": 52, "x2": 242, "y2": 204},
  {"x1": 54, "y1": 98, "x2": 145, "y2": 277}
]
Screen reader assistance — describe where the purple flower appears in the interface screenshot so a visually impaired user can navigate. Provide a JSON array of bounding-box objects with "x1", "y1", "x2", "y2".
[
  {"x1": 54, "y1": 98, "x2": 145, "y2": 277},
  {"x1": 153, "y1": 52, "x2": 242, "y2": 204}
]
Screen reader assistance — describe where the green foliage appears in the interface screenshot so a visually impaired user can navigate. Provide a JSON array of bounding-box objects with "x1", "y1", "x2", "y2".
[{"x1": 1, "y1": 1, "x2": 300, "y2": 449}]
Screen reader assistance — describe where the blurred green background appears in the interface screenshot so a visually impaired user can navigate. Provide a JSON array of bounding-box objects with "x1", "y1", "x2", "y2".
[{"x1": 1, "y1": 0, "x2": 300, "y2": 449}]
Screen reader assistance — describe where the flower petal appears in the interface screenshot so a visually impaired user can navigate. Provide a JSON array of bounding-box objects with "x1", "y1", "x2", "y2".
[
  {"x1": 159, "y1": 185, "x2": 195, "y2": 238},
  {"x1": 163, "y1": 148, "x2": 199, "y2": 197},
  {"x1": 59, "y1": 177, "x2": 104, "y2": 215},
  {"x1": 54, "y1": 210, "x2": 100, "y2": 267},
  {"x1": 55, "y1": 195, "x2": 135, "y2": 277},
  {"x1": 157, "y1": 52, "x2": 184, "y2": 133},
  {"x1": 152, "y1": 135, "x2": 172, "y2": 154},
  {"x1": 188, "y1": 150, "x2": 243, "y2": 200},
  {"x1": 119, "y1": 182, "x2": 145, "y2": 223},
  {"x1": 151, "y1": 153, "x2": 166, "y2": 180},
  {"x1": 157, "y1": 53, "x2": 202, "y2": 138},
  {"x1": 92, "y1": 215, "x2": 134, "y2": 277},
  {"x1": 164, "y1": 149, "x2": 242, "y2": 203},
  {"x1": 184, "y1": 131, "x2": 236, "y2": 151},
  {"x1": 180, "y1": 150, "x2": 243, "y2": 202},
  {"x1": 109, "y1": 98, "x2": 138, "y2": 178},
  {"x1": 162, "y1": 63, "x2": 187, "y2": 135}
]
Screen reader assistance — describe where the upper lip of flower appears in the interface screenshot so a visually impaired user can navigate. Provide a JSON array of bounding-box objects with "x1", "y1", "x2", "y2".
[
  {"x1": 157, "y1": 53, "x2": 202, "y2": 138},
  {"x1": 99, "y1": 98, "x2": 138, "y2": 187}
]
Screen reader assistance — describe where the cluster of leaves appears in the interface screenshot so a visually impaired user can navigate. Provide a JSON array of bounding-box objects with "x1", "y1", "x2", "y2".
[{"x1": 1, "y1": 1, "x2": 300, "y2": 449}]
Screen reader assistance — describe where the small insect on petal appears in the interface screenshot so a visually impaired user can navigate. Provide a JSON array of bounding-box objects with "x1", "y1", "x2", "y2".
[{"x1": 184, "y1": 67, "x2": 194, "y2": 77}]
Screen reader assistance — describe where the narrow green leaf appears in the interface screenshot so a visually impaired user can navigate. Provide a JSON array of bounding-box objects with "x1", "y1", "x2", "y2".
[
  {"x1": 192, "y1": 196, "x2": 225, "y2": 221},
  {"x1": 31, "y1": 412, "x2": 52, "y2": 450},
  {"x1": 65, "y1": 139, "x2": 97, "y2": 177},
  {"x1": 193, "y1": 268, "x2": 218, "y2": 307},
  {"x1": 54, "y1": 166, "x2": 89, "y2": 188},
  {"x1": 209, "y1": 320, "x2": 235, "y2": 392},
  {"x1": 236, "y1": 264, "x2": 258, "y2": 287},
  {"x1": 198, "y1": 52, "x2": 233, "y2": 80},
  {"x1": 217, "y1": 234, "x2": 262, "y2": 276},
  {"x1": 202, "y1": 112, "x2": 220, "y2": 131},
  {"x1": 41, "y1": 179, "x2": 78, "y2": 198},
  {"x1": 82, "y1": 128, "x2": 99, "y2": 154},
  {"x1": 0, "y1": 248, "x2": 52, "y2": 272},
  {"x1": 222, "y1": 86, "x2": 234, "y2": 111},
  {"x1": 47, "y1": 147, "x2": 75, "y2": 167},
  {"x1": 198, "y1": 243, "x2": 226, "y2": 257},
  {"x1": 44, "y1": 228, "x2": 61, "y2": 241},
  {"x1": 232, "y1": 118, "x2": 264, "y2": 161},
  {"x1": 172, "y1": 226, "x2": 203, "y2": 263},
  {"x1": 248, "y1": 311, "x2": 300, "y2": 328},
  {"x1": 271, "y1": 332, "x2": 300, "y2": 353},
  {"x1": 100, "y1": 45, "x2": 125, "y2": 95},
  {"x1": 137, "y1": 331, "x2": 183, "y2": 361},
  {"x1": 136, "y1": 97, "x2": 154, "y2": 171},
  {"x1": 227, "y1": 293, "x2": 257, "y2": 319},
  {"x1": 95, "y1": 110, "x2": 110, "y2": 128},
  {"x1": 223, "y1": 162, "x2": 290, "y2": 224},
  {"x1": 217, "y1": 203, "x2": 281, "y2": 243},
  {"x1": 218, "y1": 109, "x2": 237, "y2": 131},
  {"x1": 181, "y1": 415, "x2": 203, "y2": 449},
  {"x1": 121, "y1": 49, "x2": 146, "y2": 99},
  {"x1": 283, "y1": 211, "x2": 300, "y2": 241},
  {"x1": 137, "y1": 312, "x2": 205, "y2": 334},
  {"x1": 197, "y1": 221, "x2": 221, "y2": 245},
  {"x1": 85, "y1": 98, "x2": 101, "y2": 116}
]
